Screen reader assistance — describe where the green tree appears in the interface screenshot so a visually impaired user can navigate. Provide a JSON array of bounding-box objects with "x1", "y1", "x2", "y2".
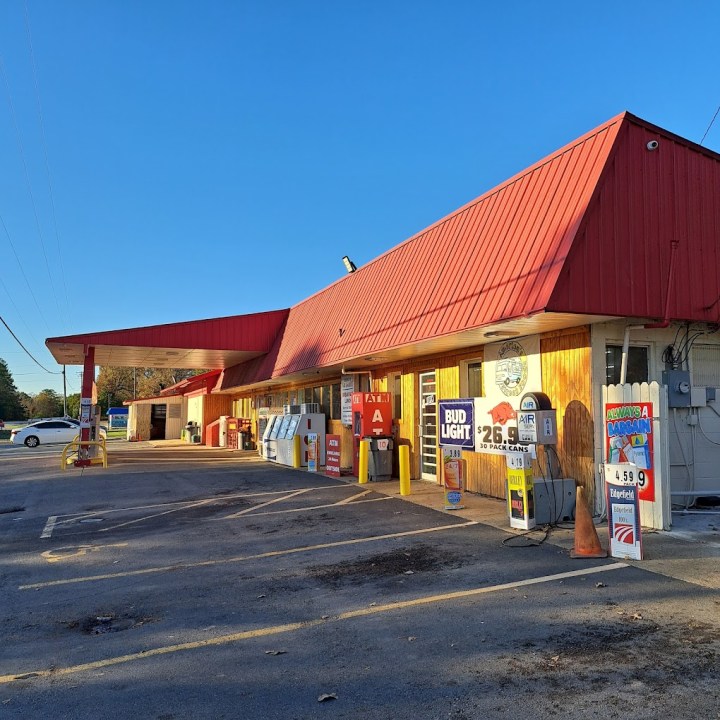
[
  {"x1": 23, "y1": 389, "x2": 64, "y2": 419},
  {"x1": 66, "y1": 393, "x2": 81, "y2": 419},
  {"x1": 0, "y1": 358, "x2": 26, "y2": 419},
  {"x1": 95, "y1": 366, "x2": 204, "y2": 402},
  {"x1": 96, "y1": 367, "x2": 134, "y2": 413},
  {"x1": 137, "y1": 368, "x2": 199, "y2": 397}
]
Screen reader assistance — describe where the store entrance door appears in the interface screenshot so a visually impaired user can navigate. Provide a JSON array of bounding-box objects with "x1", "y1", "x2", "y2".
[
  {"x1": 150, "y1": 404, "x2": 167, "y2": 440},
  {"x1": 419, "y1": 371, "x2": 437, "y2": 481}
]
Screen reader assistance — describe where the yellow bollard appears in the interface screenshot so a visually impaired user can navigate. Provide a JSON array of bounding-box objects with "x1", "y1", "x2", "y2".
[
  {"x1": 292, "y1": 434, "x2": 302, "y2": 468},
  {"x1": 399, "y1": 445, "x2": 411, "y2": 495},
  {"x1": 358, "y1": 438, "x2": 370, "y2": 484}
]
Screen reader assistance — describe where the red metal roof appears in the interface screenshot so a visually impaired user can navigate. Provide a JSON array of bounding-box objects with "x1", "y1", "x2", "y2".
[
  {"x1": 548, "y1": 116, "x2": 720, "y2": 322},
  {"x1": 158, "y1": 369, "x2": 223, "y2": 396},
  {"x1": 270, "y1": 114, "x2": 625, "y2": 376},
  {"x1": 46, "y1": 310, "x2": 289, "y2": 369}
]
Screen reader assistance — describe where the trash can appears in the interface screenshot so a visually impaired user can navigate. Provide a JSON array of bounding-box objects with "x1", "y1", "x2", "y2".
[
  {"x1": 366, "y1": 436, "x2": 394, "y2": 481},
  {"x1": 185, "y1": 422, "x2": 199, "y2": 444}
]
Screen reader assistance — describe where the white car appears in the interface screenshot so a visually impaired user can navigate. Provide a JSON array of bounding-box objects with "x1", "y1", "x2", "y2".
[{"x1": 10, "y1": 420, "x2": 105, "y2": 448}]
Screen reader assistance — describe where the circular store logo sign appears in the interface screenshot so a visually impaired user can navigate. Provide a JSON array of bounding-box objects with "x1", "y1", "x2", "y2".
[{"x1": 494, "y1": 340, "x2": 529, "y2": 397}]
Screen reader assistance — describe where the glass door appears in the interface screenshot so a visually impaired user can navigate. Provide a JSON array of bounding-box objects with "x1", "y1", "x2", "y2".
[{"x1": 419, "y1": 371, "x2": 437, "y2": 481}]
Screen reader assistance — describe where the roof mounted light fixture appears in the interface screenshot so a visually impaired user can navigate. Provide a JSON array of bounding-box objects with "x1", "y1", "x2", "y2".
[
  {"x1": 342, "y1": 256, "x2": 357, "y2": 273},
  {"x1": 483, "y1": 330, "x2": 518, "y2": 339}
]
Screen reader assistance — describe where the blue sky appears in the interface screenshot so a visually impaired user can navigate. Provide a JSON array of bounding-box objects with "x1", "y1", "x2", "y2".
[{"x1": 1, "y1": 0, "x2": 719, "y2": 397}]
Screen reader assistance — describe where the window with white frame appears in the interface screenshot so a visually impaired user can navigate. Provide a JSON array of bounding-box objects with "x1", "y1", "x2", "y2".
[{"x1": 605, "y1": 345, "x2": 648, "y2": 385}]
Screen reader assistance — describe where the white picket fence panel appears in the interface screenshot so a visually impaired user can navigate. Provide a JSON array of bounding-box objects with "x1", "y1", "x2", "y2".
[{"x1": 602, "y1": 382, "x2": 671, "y2": 530}]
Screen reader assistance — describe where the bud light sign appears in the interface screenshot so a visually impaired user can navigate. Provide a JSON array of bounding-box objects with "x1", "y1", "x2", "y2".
[{"x1": 439, "y1": 399, "x2": 475, "y2": 450}]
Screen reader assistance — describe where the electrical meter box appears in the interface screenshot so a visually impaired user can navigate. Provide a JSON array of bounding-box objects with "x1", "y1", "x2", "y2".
[{"x1": 662, "y1": 370, "x2": 691, "y2": 408}]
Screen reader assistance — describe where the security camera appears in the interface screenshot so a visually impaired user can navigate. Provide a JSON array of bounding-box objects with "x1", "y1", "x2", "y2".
[{"x1": 646, "y1": 140, "x2": 659, "y2": 151}]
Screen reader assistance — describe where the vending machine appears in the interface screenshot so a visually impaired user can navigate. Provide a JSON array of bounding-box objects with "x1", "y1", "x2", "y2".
[
  {"x1": 273, "y1": 412, "x2": 326, "y2": 467},
  {"x1": 351, "y1": 392, "x2": 393, "y2": 476},
  {"x1": 261, "y1": 414, "x2": 282, "y2": 461}
]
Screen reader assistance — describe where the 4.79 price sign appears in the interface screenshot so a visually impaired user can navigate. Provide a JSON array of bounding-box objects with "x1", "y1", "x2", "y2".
[{"x1": 473, "y1": 398, "x2": 526, "y2": 455}]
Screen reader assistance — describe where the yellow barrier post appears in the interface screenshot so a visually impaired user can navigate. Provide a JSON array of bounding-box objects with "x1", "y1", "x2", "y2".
[
  {"x1": 292, "y1": 434, "x2": 302, "y2": 468},
  {"x1": 399, "y1": 444, "x2": 411, "y2": 495},
  {"x1": 358, "y1": 438, "x2": 370, "y2": 484},
  {"x1": 61, "y1": 438, "x2": 108, "y2": 470}
]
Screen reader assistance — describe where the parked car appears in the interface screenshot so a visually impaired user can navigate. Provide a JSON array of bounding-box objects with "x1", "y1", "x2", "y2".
[{"x1": 10, "y1": 420, "x2": 106, "y2": 448}]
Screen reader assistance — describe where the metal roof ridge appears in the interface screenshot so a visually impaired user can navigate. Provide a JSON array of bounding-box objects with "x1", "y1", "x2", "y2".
[
  {"x1": 288, "y1": 111, "x2": 630, "y2": 312},
  {"x1": 621, "y1": 111, "x2": 720, "y2": 160}
]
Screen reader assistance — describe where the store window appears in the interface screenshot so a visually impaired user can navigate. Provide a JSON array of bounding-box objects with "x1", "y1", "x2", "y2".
[
  {"x1": 316, "y1": 385, "x2": 331, "y2": 417},
  {"x1": 460, "y1": 359, "x2": 483, "y2": 397},
  {"x1": 331, "y1": 383, "x2": 341, "y2": 419},
  {"x1": 391, "y1": 373, "x2": 402, "y2": 420},
  {"x1": 605, "y1": 345, "x2": 648, "y2": 385}
]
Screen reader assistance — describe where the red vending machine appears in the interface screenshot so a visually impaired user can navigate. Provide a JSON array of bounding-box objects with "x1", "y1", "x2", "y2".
[{"x1": 351, "y1": 392, "x2": 392, "y2": 476}]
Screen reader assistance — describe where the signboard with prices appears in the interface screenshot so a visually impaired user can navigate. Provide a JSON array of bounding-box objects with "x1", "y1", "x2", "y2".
[
  {"x1": 442, "y1": 446, "x2": 464, "y2": 510},
  {"x1": 605, "y1": 402, "x2": 655, "y2": 502},
  {"x1": 604, "y1": 463, "x2": 643, "y2": 560},
  {"x1": 307, "y1": 432, "x2": 319, "y2": 473},
  {"x1": 325, "y1": 435, "x2": 341, "y2": 477}
]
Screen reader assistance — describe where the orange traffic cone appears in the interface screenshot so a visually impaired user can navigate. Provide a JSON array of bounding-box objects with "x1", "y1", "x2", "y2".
[{"x1": 569, "y1": 485, "x2": 607, "y2": 559}]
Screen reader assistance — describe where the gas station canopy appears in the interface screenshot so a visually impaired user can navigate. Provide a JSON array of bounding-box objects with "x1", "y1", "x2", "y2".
[{"x1": 45, "y1": 309, "x2": 289, "y2": 369}]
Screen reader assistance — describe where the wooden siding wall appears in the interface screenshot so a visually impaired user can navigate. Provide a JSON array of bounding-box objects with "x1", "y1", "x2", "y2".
[
  {"x1": 164, "y1": 400, "x2": 186, "y2": 440},
  {"x1": 237, "y1": 329, "x2": 593, "y2": 497},
  {"x1": 203, "y1": 394, "x2": 233, "y2": 443},
  {"x1": 134, "y1": 404, "x2": 151, "y2": 441},
  {"x1": 540, "y1": 326, "x2": 594, "y2": 497},
  {"x1": 328, "y1": 420, "x2": 354, "y2": 467}
]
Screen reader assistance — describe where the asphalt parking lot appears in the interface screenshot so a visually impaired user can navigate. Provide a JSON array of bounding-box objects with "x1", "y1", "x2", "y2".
[{"x1": 1, "y1": 442, "x2": 719, "y2": 719}]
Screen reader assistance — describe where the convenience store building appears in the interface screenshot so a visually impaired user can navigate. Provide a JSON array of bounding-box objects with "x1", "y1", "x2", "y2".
[{"x1": 47, "y1": 112, "x2": 720, "y2": 522}]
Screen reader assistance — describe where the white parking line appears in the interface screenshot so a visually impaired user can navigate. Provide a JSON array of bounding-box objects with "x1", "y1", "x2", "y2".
[
  {"x1": 245, "y1": 496, "x2": 392, "y2": 517},
  {"x1": 222, "y1": 488, "x2": 312, "y2": 519},
  {"x1": 20, "y1": 520, "x2": 479, "y2": 590},
  {"x1": 41, "y1": 484, "x2": 350, "y2": 536},
  {"x1": 99, "y1": 498, "x2": 216, "y2": 533},
  {"x1": 335, "y1": 489, "x2": 372, "y2": 504},
  {"x1": 40, "y1": 516, "x2": 57, "y2": 539}
]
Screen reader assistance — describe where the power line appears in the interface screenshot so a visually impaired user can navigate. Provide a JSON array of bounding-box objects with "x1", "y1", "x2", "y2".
[
  {"x1": 0, "y1": 264, "x2": 45, "y2": 349},
  {"x1": 0, "y1": 53, "x2": 65, "y2": 330},
  {"x1": 0, "y1": 314, "x2": 61, "y2": 374},
  {"x1": 700, "y1": 105, "x2": 720, "y2": 146},
  {"x1": 23, "y1": 0, "x2": 71, "y2": 328},
  {"x1": 0, "y1": 212, "x2": 52, "y2": 332}
]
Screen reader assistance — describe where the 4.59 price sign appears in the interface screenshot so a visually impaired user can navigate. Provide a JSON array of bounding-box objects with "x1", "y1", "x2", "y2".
[{"x1": 473, "y1": 398, "x2": 526, "y2": 455}]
